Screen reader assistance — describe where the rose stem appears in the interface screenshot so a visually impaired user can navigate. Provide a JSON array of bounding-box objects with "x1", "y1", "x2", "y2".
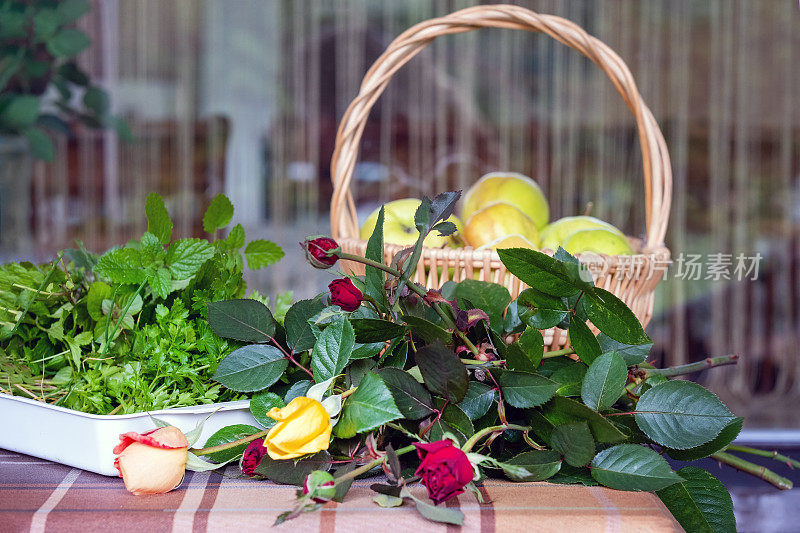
[
  {"x1": 268, "y1": 336, "x2": 315, "y2": 379},
  {"x1": 462, "y1": 424, "x2": 530, "y2": 453},
  {"x1": 711, "y1": 451, "x2": 793, "y2": 490},
  {"x1": 542, "y1": 348, "x2": 574, "y2": 359},
  {"x1": 332, "y1": 444, "x2": 417, "y2": 486},
  {"x1": 644, "y1": 354, "x2": 739, "y2": 378},
  {"x1": 338, "y1": 251, "x2": 481, "y2": 357},
  {"x1": 460, "y1": 359, "x2": 503, "y2": 366},
  {"x1": 724, "y1": 445, "x2": 800, "y2": 470},
  {"x1": 190, "y1": 428, "x2": 272, "y2": 456}
]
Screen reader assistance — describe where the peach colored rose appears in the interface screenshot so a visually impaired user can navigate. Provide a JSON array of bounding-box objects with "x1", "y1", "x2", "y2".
[{"x1": 113, "y1": 426, "x2": 189, "y2": 495}]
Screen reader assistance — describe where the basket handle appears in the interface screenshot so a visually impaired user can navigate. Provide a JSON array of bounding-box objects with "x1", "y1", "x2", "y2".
[{"x1": 330, "y1": 4, "x2": 671, "y2": 250}]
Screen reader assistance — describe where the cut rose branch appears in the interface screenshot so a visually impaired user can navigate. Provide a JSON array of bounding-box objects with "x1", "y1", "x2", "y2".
[{"x1": 96, "y1": 191, "x2": 795, "y2": 531}]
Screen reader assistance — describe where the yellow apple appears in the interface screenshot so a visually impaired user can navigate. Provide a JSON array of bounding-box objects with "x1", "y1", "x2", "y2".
[
  {"x1": 561, "y1": 228, "x2": 635, "y2": 256},
  {"x1": 475, "y1": 233, "x2": 538, "y2": 251},
  {"x1": 462, "y1": 172, "x2": 549, "y2": 229},
  {"x1": 463, "y1": 202, "x2": 540, "y2": 249},
  {"x1": 359, "y1": 198, "x2": 463, "y2": 248},
  {"x1": 539, "y1": 216, "x2": 626, "y2": 251}
]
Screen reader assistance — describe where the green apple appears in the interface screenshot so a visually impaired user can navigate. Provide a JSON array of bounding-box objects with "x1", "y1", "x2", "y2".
[
  {"x1": 475, "y1": 233, "x2": 538, "y2": 251},
  {"x1": 463, "y1": 202, "x2": 540, "y2": 249},
  {"x1": 359, "y1": 198, "x2": 463, "y2": 247},
  {"x1": 462, "y1": 172, "x2": 549, "y2": 229},
  {"x1": 561, "y1": 228, "x2": 634, "y2": 256},
  {"x1": 539, "y1": 216, "x2": 626, "y2": 251}
]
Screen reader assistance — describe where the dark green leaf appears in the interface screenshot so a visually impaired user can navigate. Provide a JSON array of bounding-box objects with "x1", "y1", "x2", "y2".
[
  {"x1": 83, "y1": 86, "x2": 110, "y2": 115},
  {"x1": 517, "y1": 288, "x2": 570, "y2": 330},
  {"x1": 591, "y1": 444, "x2": 682, "y2": 491},
  {"x1": 349, "y1": 342, "x2": 385, "y2": 360},
  {"x1": 244, "y1": 239, "x2": 284, "y2": 270},
  {"x1": 541, "y1": 396, "x2": 628, "y2": 443},
  {"x1": 656, "y1": 467, "x2": 736, "y2": 533},
  {"x1": 550, "y1": 422, "x2": 595, "y2": 467},
  {"x1": 334, "y1": 372, "x2": 402, "y2": 438},
  {"x1": 202, "y1": 424, "x2": 260, "y2": 463},
  {"x1": 311, "y1": 318, "x2": 355, "y2": 382},
  {"x1": 597, "y1": 333, "x2": 652, "y2": 366},
  {"x1": 502, "y1": 450, "x2": 562, "y2": 481},
  {"x1": 457, "y1": 381, "x2": 496, "y2": 420},
  {"x1": 350, "y1": 318, "x2": 405, "y2": 343},
  {"x1": 203, "y1": 193, "x2": 234, "y2": 233},
  {"x1": 23, "y1": 127, "x2": 54, "y2": 161},
  {"x1": 492, "y1": 369, "x2": 559, "y2": 408},
  {"x1": 332, "y1": 462, "x2": 357, "y2": 502},
  {"x1": 548, "y1": 464, "x2": 598, "y2": 486},
  {"x1": 249, "y1": 392, "x2": 285, "y2": 428},
  {"x1": 666, "y1": 418, "x2": 743, "y2": 461},
  {"x1": 454, "y1": 280, "x2": 511, "y2": 333},
  {"x1": 505, "y1": 342, "x2": 537, "y2": 373},
  {"x1": 57, "y1": 0, "x2": 91, "y2": 23},
  {"x1": 551, "y1": 361, "x2": 587, "y2": 396},
  {"x1": 364, "y1": 206, "x2": 387, "y2": 309},
  {"x1": 207, "y1": 299, "x2": 276, "y2": 342},
  {"x1": 434, "y1": 398, "x2": 474, "y2": 438},
  {"x1": 284, "y1": 380, "x2": 312, "y2": 403},
  {"x1": 402, "y1": 315, "x2": 452, "y2": 345},
  {"x1": 568, "y1": 319, "x2": 602, "y2": 365},
  {"x1": 284, "y1": 298, "x2": 326, "y2": 352},
  {"x1": 2, "y1": 96, "x2": 39, "y2": 128},
  {"x1": 414, "y1": 341, "x2": 469, "y2": 403},
  {"x1": 377, "y1": 367, "x2": 434, "y2": 420},
  {"x1": 47, "y1": 28, "x2": 91, "y2": 57},
  {"x1": 255, "y1": 451, "x2": 331, "y2": 485},
  {"x1": 581, "y1": 351, "x2": 627, "y2": 411},
  {"x1": 497, "y1": 248, "x2": 583, "y2": 297},
  {"x1": 382, "y1": 339, "x2": 408, "y2": 368},
  {"x1": 581, "y1": 288, "x2": 650, "y2": 345},
  {"x1": 213, "y1": 344, "x2": 288, "y2": 392},
  {"x1": 144, "y1": 193, "x2": 172, "y2": 244},
  {"x1": 634, "y1": 381, "x2": 736, "y2": 449},
  {"x1": 516, "y1": 327, "x2": 544, "y2": 368}
]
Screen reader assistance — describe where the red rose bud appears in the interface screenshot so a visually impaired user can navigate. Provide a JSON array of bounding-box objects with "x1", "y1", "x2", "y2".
[
  {"x1": 413, "y1": 439, "x2": 474, "y2": 505},
  {"x1": 240, "y1": 438, "x2": 267, "y2": 477},
  {"x1": 302, "y1": 237, "x2": 340, "y2": 269},
  {"x1": 302, "y1": 470, "x2": 336, "y2": 503},
  {"x1": 328, "y1": 278, "x2": 363, "y2": 312}
]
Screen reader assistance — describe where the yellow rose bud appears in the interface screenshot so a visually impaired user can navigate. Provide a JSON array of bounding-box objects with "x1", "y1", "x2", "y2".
[
  {"x1": 264, "y1": 396, "x2": 333, "y2": 460},
  {"x1": 113, "y1": 426, "x2": 189, "y2": 496}
]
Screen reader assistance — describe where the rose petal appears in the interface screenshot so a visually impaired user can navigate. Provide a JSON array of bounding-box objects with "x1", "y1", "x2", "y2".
[
  {"x1": 113, "y1": 426, "x2": 189, "y2": 455},
  {"x1": 115, "y1": 441, "x2": 187, "y2": 495}
]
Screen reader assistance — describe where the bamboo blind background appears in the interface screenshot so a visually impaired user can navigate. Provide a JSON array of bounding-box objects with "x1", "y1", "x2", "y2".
[{"x1": 1, "y1": 0, "x2": 798, "y2": 426}]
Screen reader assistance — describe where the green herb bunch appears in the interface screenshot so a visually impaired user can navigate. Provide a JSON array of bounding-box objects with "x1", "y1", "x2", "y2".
[
  {"x1": 0, "y1": 193, "x2": 284, "y2": 413},
  {"x1": 0, "y1": 0, "x2": 130, "y2": 160},
  {"x1": 198, "y1": 191, "x2": 794, "y2": 531}
]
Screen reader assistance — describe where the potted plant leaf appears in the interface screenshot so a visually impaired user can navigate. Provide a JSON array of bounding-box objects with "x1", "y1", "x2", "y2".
[{"x1": 0, "y1": 0, "x2": 129, "y2": 253}]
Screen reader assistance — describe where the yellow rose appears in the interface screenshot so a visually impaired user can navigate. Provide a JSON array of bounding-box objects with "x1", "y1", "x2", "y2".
[
  {"x1": 113, "y1": 426, "x2": 189, "y2": 495},
  {"x1": 264, "y1": 396, "x2": 333, "y2": 460}
]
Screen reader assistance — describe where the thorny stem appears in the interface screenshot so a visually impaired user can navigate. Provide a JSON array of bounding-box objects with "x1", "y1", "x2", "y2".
[
  {"x1": 337, "y1": 251, "x2": 481, "y2": 357},
  {"x1": 724, "y1": 445, "x2": 800, "y2": 470},
  {"x1": 462, "y1": 424, "x2": 530, "y2": 453},
  {"x1": 332, "y1": 444, "x2": 417, "y2": 486},
  {"x1": 191, "y1": 428, "x2": 272, "y2": 456},
  {"x1": 270, "y1": 336, "x2": 315, "y2": 379},
  {"x1": 644, "y1": 354, "x2": 739, "y2": 378},
  {"x1": 711, "y1": 451, "x2": 793, "y2": 490}
]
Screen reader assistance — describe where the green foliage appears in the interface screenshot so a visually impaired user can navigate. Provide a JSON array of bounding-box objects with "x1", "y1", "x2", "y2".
[
  {"x1": 311, "y1": 318, "x2": 355, "y2": 382},
  {"x1": 656, "y1": 467, "x2": 736, "y2": 533},
  {"x1": 334, "y1": 372, "x2": 402, "y2": 438},
  {"x1": 550, "y1": 422, "x2": 595, "y2": 467},
  {"x1": 0, "y1": 193, "x2": 282, "y2": 414},
  {"x1": 581, "y1": 351, "x2": 627, "y2": 411},
  {"x1": 590, "y1": 444, "x2": 682, "y2": 491},
  {"x1": 203, "y1": 424, "x2": 261, "y2": 463},
  {"x1": 212, "y1": 345, "x2": 288, "y2": 393},
  {"x1": 0, "y1": 0, "x2": 128, "y2": 160}
]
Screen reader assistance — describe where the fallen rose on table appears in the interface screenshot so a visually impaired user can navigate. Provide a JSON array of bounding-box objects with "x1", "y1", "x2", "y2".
[{"x1": 113, "y1": 192, "x2": 797, "y2": 532}]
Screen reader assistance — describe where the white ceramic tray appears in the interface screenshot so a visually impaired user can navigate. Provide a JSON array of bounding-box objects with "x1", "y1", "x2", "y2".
[{"x1": 0, "y1": 393, "x2": 257, "y2": 476}]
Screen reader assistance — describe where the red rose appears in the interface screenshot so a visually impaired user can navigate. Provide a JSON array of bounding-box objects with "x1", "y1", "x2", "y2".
[
  {"x1": 413, "y1": 439, "x2": 474, "y2": 505},
  {"x1": 328, "y1": 278, "x2": 363, "y2": 312},
  {"x1": 240, "y1": 438, "x2": 266, "y2": 477},
  {"x1": 302, "y1": 237, "x2": 340, "y2": 269}
]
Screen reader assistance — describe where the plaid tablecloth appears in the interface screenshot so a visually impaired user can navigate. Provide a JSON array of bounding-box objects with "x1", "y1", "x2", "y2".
[{"x1": 0, "y1": 449, "x2": 682, "y2": 532}]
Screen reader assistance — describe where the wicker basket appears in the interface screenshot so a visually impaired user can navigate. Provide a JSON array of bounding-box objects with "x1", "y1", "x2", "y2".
[{"x1": 330, "y1": 4, "x2": 671, "y2": 350}]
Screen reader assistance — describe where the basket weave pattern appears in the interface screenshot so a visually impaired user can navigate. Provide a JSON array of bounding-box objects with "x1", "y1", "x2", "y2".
[{"x1": 329, "y1": 4, "x2": 672, "y2": 350}]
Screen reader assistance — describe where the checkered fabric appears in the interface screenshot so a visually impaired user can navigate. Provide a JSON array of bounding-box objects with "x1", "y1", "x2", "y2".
[{"x1": 0, "y1": 449, "x2": 682, "y2": 532}]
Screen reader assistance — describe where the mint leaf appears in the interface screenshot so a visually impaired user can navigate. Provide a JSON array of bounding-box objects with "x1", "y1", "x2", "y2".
[
  {"x1": 166, "y1": 238, "x2": 214, "y2": 279},
  {"x1": 148, "y1": 267, "x2": 172, "y2": 299},
  {"x1": 145, "y1": 193, "x2": 172, "y2": 244},
  {"x1": 244, "y1": 239, "x2": 284, "y2": 270},
  {"x1": 224, "y1": 223, "x2": 245, "y2": 250},
  {"x1": 334, "y1": 372, "x2": 402, "y2": 438},
  {"x1": 94, "y1": 247, "x2": 147, "y2": 284},
  {"x1": 203, "y1": 193, "x2": 234, "y2": 233}
]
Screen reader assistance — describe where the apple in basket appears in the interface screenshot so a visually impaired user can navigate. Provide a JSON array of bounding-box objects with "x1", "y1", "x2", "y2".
[{"x1": 360, "y1": 198, "x2": 463, "y2": 248}]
